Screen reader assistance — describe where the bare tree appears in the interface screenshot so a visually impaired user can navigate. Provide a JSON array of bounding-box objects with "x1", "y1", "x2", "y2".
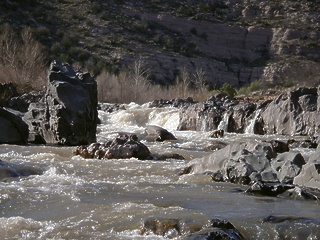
[
  {"x1": 192, "y1": 67, "x2": 207, "y2": 93},
  {"x1": 0, "y1": 25, "x2": 46, "y2": 92},
  {"x1": 130, "y1": 56, "x2": 150, "y2": 102},
  {"x1": 176, "y1": 66, "x2": 191, "y2": 98}
]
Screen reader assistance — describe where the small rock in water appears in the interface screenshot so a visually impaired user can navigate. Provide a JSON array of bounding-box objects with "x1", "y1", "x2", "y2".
[
  {"x1": 210, "y1": 129, "x2": 224, "y2": 138},
  {"x1": 145, "y1": 125, "x2": 177, "y2": 142},
  {"x1": 154, "y1": 152, "x2": 185, "y2": 160},
  {"x1": 140, "y1": 217, "x2": 244, "y2": 240}
]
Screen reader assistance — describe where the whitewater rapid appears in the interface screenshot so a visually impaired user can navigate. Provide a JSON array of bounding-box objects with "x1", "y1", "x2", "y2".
[{"x1": 0, "y1": 103, "x2": 319, "y2": 239}]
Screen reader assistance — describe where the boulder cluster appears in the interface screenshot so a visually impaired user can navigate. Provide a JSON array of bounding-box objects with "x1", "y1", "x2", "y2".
[{"x1": 180, "y1": 140, "x2": 320, "y2": 198}]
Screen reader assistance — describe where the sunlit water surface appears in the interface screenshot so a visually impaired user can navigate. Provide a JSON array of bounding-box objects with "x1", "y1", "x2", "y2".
[{"x1": 0, "y1": 103, "x2": 319, "y2": 239}]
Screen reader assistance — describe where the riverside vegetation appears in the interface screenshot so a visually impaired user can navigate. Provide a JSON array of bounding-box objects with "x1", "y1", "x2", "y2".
[{"x1": 0, "y1": 0, "x2": 320, "y2": 100}]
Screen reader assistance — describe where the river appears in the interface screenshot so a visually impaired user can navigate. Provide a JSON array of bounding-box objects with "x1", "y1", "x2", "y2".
[{"x1": 0, "y1": 103, "x2": 319, "y2": 239}]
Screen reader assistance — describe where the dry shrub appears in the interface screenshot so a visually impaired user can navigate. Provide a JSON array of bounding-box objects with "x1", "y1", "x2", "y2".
[
  {"x1": 97, "y1": 60, "x2": 212, "y2": 103},
  {"x1": 0, "y1": 25, "x2": 46, "y2": 93}
]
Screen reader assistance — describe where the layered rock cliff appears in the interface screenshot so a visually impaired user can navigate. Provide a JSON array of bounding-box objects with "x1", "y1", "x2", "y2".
[{"x1": 0, "y1": 0, "x2": 319, "y2": 88}]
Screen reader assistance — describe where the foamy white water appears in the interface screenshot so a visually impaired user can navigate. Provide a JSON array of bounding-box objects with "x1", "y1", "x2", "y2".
[{"x1": 0, "y1": 104, "x2": 319, "y2": 239}]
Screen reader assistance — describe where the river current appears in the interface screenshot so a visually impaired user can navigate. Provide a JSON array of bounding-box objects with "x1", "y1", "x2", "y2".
[{"x1": 0, "y1": 103, "x2": 319, "y2": 239}]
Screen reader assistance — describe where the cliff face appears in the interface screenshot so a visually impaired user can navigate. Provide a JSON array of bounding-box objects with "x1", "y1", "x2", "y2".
[{"x1": 1, "y1": 0, "x2": 319, "y2": 88}]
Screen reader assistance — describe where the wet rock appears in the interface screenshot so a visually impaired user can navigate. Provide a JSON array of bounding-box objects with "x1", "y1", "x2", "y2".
[
  {"x1": 293, "y1": 161, "x2": 320, "y2": 190},
  {"x1": 145, "y1": 125, "x2": 177, "y2": 142},
  {"x1": 210, "y1": 129, "x2": 224, "y2": 138},
  {"x1": 24, "y1": 60, "x2": 98, "y2": 145},
  {"x1": 246, "y1": 182, "x2": 294, "y2": 197},
  {"x1": 0, "y1": 160, "x2": 41, "y2": 181},
  {"x1": 154, "y1": 152, "x2": 185, "y2": 160},
  {"x1": 227, "y1": 103, "x2": 256, "y2": 133},
  {"x1": 262, "y1": 215, "x2": 320, "y2": 224},
  {"x1": 260, "y1": 87, "x2": 320, "y2": 136},
  {"x1": 288, "y1": 138, "x2": 318, "y2": 149},
  {"x1": 187, "y1": 218, "x2": 243, "y2": 240},
  {"x1": 7, "y1": 91, "x2": 43, "y2": 113},
  {"x1": 23, "y1": 103, "x2": 46, "y2": 144},
  {"x1": 147, "y1": 97, "x2": 196, "y2": 108},
  {"x1": 204, "y1": 141, "x2": 228, "y2": 151},
  {"x1": 178, "y1": 103, "x2": 224, "y2": 131},
  {"x1": 140, "y1": 217, "x2": 181, "y2": 237},
  {"x1": 271, "y1": 151, "x2": 305, "y2": 184},
  {"x1": 269, "y1": 140, "x2": 289, "y2": 153},
  {"x1": 74, "y1": 134, "x2": 153, "y2": 160},
  {"x1": 183, "y1": 142, "x2": 279, "y2": 185},
  {"x1": 279, "y1": 186, "x2": 320, "y2": 200},
  {"x1": 0, "y1": 107, "x2": 29, "y2": 144},
  {"x1": 98, "y1": 103, "x2": 125, "y2": 113},
  {"x1": 140, "y1": 217, "x2": 243, "y2": 240}
]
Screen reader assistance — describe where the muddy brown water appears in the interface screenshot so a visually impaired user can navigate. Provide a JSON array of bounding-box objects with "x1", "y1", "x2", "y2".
[{"x1": 0, "y1": 103, "x2": 319, "y2": 239}]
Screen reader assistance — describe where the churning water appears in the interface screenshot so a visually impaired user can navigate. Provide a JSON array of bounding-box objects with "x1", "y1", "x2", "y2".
[{"x1": 0, "y1": 103, "x2": 319, "y2": 239}]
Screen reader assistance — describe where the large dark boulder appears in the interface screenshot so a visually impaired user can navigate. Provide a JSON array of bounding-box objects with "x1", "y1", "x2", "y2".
[
  {"x1": 145, "y1": 125, "x2": 177, "y2": 142},
  {"x1": 74, "y1": 134, "x2": 153, "y2": 160},
  {"x1": 23, "y1": 60, "x2": 98, "y2": 145},
  {"x1": 0, "y1": 107, "x2": 28, "y2": 144},
  {"x1": 0, "y1": 83, "x2": 18, "y2": 107}
]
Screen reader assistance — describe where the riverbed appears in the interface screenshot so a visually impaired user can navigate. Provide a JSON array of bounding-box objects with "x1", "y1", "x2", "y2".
[{"x1": 0, "y1": 103, "x2": 319, "y2": 239}]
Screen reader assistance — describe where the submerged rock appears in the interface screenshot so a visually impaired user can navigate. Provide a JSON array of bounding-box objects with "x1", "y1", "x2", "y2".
[
  {"x1": 246, "y1": 182, "x2": 294, "y2": 196},
  {"x1": 0, "y1": 160, "x2": 41, "y2": 181},
  {"x1": 262, "y1": 215, "x2": 320, "y2": 224},
  {"x1": 74, "y1": 134, "x2": 153, "y2": 160},
  {"x1": 154, "y1": 152, "x2": 185, "y2": 160}
]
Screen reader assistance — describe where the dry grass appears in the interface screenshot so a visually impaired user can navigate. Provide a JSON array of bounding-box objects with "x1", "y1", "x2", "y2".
[
  {"x1": 0, "y1": 25, "x2": 47, "y2": 93},
  {"x1": 96, "y1": 59, "x2": 212, "y2": 104}
]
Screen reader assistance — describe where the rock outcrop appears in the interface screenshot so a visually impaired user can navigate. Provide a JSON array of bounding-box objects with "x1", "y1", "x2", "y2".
[
  {"x1": 24, "y1": 60, "x2": 98, "y2": 145},
  {"x1": 180, "y1": 139, "x2": 320, "y2": 195},
  {"x1": 177, "y1": 102, "x2": 224, "y2": 131},
  {"x1": 178, "y1": 87, "x2": 320, "y2": 138},
  {"x1": 259, "y1": 87, "x2": 320, "y2": 136}
]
